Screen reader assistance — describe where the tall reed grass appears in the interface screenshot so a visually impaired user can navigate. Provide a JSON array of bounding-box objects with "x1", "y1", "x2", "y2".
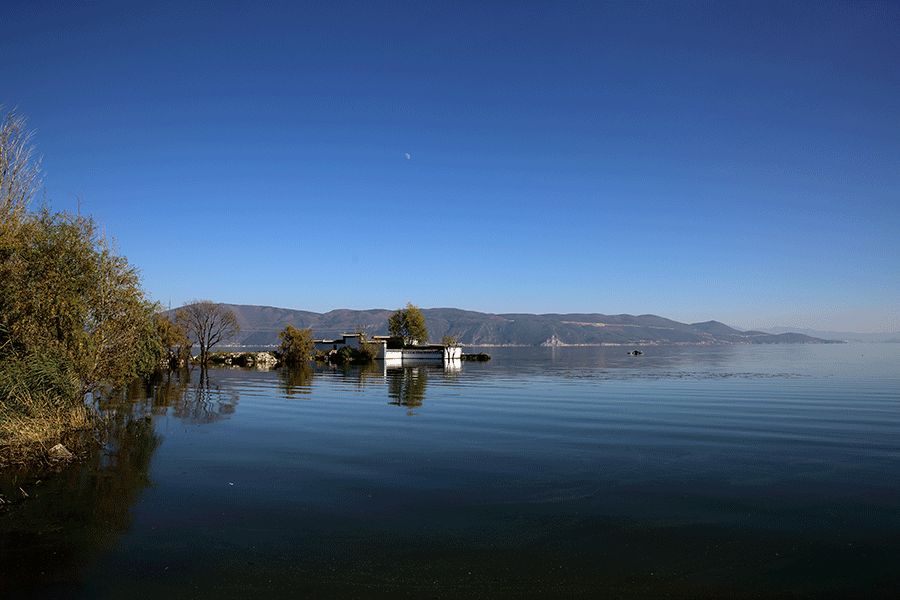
[{"x1": 0, "y1": 350, "x2": 96, "y2": 465}]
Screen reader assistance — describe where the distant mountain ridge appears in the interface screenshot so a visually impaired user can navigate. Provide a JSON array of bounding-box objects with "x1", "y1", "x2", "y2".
[
  {"x1": 175, "y1": 304, "x2": 838, "y2": 348},
  {"x1": 753, "y1": 326, "x2": 900, "y2": 343}
]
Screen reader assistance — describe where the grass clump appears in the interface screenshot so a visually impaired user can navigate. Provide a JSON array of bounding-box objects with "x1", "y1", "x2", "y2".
[
  {"x1": 0, "y1": 350, "x2": 98, "y2": 466},
  {"x1": 0, "y1": 395, "x2": 95, "y2": 467}
]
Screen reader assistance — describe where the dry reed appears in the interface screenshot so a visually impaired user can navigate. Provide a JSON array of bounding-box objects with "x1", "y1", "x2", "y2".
[{"x1": 0, "y1": 388, "x2": 101, "y2": 467}]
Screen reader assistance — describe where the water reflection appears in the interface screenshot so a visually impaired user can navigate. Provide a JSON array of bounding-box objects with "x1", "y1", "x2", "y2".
[
  {"x1": 387, "y1": 366, "x2": 429, "y2": 413},
  {"x1": 0, "y1": 410, "x2": 161, "y2": 597},
  {"x1": 278, "y1": 364, "x2": 314, "y2": 396},
  {"x1": 93, "y1": 368, "x2": 240, "y2": 426},
  {"x1": 352, "y1": 360, "x2": 390, "y2": 391},
  {"x1": 1, "y1": 346, "x2": 897, "y2": 599},
  {"x1": 0, "y1": 366, "x2": 252, "y2": 597},
  {"x1": 189, "y1": 369, "x2": 240, "y2": 423},
  {"x1": 480, "y1": 344, "x2": 812, "y2": 379},
  {"x1": 312, "y1": 360, "x2": 383, "y2": 392},
  {"x1": 148, "y1": 368, "x2": 240, "y2": 424},
  {"x1": 308, "y1": 360, "x2": 464, "y2": 414}
]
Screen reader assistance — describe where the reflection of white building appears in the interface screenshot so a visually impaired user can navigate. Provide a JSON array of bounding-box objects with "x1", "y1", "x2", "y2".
[
  {"x1": 314, "y1": 333, "x2": 461, "y2": 362},
  {"x1": 385, "y1": 356, "x2": 462, "y2": 371}
]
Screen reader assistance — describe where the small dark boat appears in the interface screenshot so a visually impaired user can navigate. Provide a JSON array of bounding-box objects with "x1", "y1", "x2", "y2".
[{"x1": 627, "y1": 350, "x2": 643, "y2": 355}]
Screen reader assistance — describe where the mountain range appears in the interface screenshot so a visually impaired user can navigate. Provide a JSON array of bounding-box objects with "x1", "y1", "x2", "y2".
[
  {"x1": 190, "y1": 305, "x2": 840, "y2": 348},
  {"x1": 753, "y1": 326, "x2": 900, "y2": 343}
]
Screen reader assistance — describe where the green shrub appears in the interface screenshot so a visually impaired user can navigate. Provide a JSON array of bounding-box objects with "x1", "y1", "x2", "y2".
[{"x1": 278, "y1": 326, "x2": 314, "y2": 366}]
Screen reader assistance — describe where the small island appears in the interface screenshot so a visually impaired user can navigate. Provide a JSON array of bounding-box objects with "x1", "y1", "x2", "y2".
[{"x1": 313, "y1": 304, "x2": 462, "y2": 364}]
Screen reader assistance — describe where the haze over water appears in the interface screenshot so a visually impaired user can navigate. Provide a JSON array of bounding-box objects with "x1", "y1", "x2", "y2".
[{"x1": 2, "y1": 343, "x2": 898, "y2": 598}]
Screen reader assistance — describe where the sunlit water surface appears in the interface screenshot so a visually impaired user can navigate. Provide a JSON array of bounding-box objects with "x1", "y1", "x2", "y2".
[{"x1": 2, "y1": 344, "x2": 899, "y2": 598}]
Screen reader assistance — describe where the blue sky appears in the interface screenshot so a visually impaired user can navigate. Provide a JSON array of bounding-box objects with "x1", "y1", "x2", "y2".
[{"x1": 2, "y1": 1, "x2": 897, "y2": 333}]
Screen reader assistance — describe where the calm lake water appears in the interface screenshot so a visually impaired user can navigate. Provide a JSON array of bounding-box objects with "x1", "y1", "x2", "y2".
[{"x1": 2, "y1": 344, "x2": 899, "y2": 598}]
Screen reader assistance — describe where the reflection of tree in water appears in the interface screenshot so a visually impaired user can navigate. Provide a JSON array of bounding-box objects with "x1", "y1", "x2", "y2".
[
  {"x1": 99, "y1": 410, "x2": 162, "y2": 474},
  {"x1": 278, "y1": 364, "x2": 314, "y2": 397},
  {"x1": 387, "y1": 366, "x2": 428, "y2": 414},
  {"x1": 314, "y1": 360, "x2": 382, "y2": 392},
  {"x1": 150, "y1": 368, "x2": 193, "y2": 412},
  {"x1": 182, "y1": 367, "x2": 239, "y2": 424},
  {"x1": 352, "y1": 360, "x2": 383, "y2": 391},
  {"x1": 0, "y1": 364, "x2": 252, "y2": 597},
  {"x1": 0, "y1": 409, "x2": 161, "y2": 596},
  {"x1": 93, "y1": 368, "x2": 234, "y2": 425},
  {"x1": 118, "y1": 367, "x2": 240, "y2": 425}
]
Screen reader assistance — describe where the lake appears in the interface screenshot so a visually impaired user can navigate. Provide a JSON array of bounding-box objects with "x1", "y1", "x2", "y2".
[{"x1": 2, "y1": 344, "x2": 899, "y2": 598}]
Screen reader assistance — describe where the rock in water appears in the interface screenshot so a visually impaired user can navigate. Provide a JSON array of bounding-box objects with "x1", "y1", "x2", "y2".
[{"x1": 48, "y1": 443, "x2": 74, "y2": 461}]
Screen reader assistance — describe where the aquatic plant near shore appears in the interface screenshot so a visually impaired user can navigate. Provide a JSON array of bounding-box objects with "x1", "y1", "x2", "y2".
[{"x1": 0, "y1": 382, "x2": 98, "y2": 467}]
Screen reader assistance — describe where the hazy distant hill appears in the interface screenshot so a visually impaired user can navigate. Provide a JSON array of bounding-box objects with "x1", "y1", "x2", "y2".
[
  {"x1": 175, "y1": 304, "x2": 837, "y2": 347},
  {"x1": 755, "y1": 326, "x2": 900, "y2": 343}
]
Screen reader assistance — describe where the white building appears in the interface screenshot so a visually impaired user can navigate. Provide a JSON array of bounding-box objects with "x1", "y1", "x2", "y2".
[{"x1": 314, "y1": 334, "x2": 461, "y2": 361}]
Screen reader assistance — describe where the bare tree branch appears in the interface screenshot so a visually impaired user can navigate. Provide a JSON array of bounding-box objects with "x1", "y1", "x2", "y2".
[
  {"x1": 175, "y1": 301, "x2": 240, "y2": 365},
  {"x1": 0, "y1": 106, "x2": 43, "y2": 226}
]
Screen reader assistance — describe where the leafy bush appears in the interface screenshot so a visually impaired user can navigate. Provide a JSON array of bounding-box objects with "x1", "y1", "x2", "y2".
[
  {"x1": 388, "y1": 303, "x2": 428, "y2": 346},
  {"x1": 1, "y1": 108, "x2": 161, "y2": 459},
  {"x1": 278, "y1": 325, "x2": 314, "y2": 366},
  {"x1": 1, "y1": 206, "x2": 162, "y2": 398}
]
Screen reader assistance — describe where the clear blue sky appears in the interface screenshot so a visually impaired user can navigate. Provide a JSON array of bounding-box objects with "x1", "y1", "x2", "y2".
[{"x1": 2, "y1": 1, "x2": 897, "y2": 333}]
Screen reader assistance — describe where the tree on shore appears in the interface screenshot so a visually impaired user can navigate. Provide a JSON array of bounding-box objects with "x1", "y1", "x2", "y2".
[
  {"x1": 2, "y1": 206, "x2": 163, "y2": 398},
  {"x1": 388, "y1": 303, "x2": 428, "y2": 347},
  {"x1": 155, "y1": 313, "x2": 192, "y2": 369},
  {"x1": 175, "y1": 301, "x2": 240, "y2": 366},
  {"x1": 278, "y1": 325, "x2": 314, "y2": 366},
  {"x1": 1, "y1": 106, "x2": 162, "y2": 425}
]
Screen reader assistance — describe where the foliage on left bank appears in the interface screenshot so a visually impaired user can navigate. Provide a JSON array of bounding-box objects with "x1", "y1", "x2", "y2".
[{"x1": 1, "y1": 108, "x2": 164, "y2": 464}]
